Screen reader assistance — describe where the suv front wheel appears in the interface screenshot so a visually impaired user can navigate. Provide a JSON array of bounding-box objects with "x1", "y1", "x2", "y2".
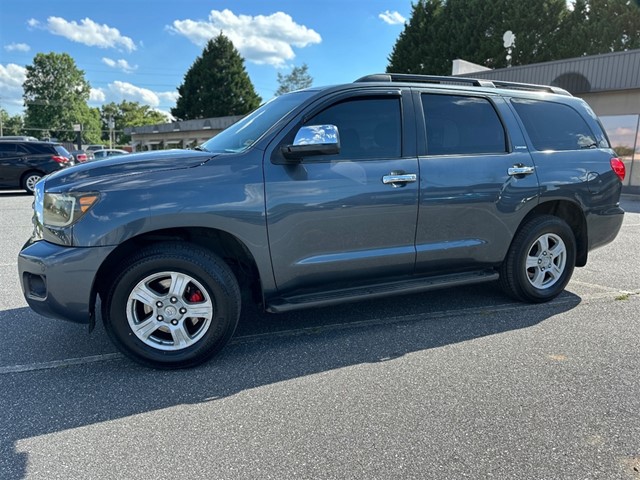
[
  {"x1": 500, "y1": 215, "x2": 576, "y2": 303},
  {"x1": 102, "y1": 243, "x2": 241, "y2": 369}
]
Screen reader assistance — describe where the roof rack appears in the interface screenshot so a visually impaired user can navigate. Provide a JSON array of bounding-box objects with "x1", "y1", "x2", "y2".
[{"x1": 354, "y1": 73, "x2": 572, "y2": 96}]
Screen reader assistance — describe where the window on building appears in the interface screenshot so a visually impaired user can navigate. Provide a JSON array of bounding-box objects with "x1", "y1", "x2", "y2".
[{"x1": 600, "y1": 115, "x2": 639, "y2": 187}]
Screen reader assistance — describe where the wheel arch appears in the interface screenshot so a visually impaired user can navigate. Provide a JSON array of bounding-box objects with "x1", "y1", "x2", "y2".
[
  {"x1": 92, "y1": 227, "x2": 264, "y2": 322},
  {"x1": 518, "y1": 199, "x2": 588, "y2": 267}
]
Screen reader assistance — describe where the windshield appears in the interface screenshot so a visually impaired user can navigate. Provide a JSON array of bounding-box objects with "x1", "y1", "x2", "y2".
[{"x1": 200, "y1": 91, "x2": 316, "y2": 153}]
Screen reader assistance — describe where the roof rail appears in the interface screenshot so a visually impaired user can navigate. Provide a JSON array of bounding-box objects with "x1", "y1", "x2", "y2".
[{"x1": 354, "y1": 73, "x2": 572, "y2": 96}]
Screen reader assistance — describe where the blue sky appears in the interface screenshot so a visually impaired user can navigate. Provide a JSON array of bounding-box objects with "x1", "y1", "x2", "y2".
[{"x1": 0, "y1": 1, "x2": 413, "y2": 117}]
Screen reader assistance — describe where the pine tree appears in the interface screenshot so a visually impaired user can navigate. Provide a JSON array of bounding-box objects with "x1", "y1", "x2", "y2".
[
  {"x1": 387, "y1": 0, "x2": 446, "y2": 74},
  {"x1": 172, "y1": 34, "x2": 261, "y2": 120}
]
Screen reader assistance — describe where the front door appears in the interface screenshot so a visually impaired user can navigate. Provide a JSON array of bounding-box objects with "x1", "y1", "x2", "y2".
[{"x1": 265, "y1": 91, "x2": 420, "y2": 294}]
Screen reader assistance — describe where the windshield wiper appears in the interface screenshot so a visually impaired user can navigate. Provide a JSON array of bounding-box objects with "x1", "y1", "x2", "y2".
[{"x1": 193, "y1": 145, "x2": 209, "y2": 152}]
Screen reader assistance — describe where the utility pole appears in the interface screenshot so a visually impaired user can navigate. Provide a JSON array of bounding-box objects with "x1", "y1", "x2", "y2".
[
  {"x1": 108, "y1": 117, "x2": 114, "y2": 148},
  {"x1": 74, "y1": 123, "x2": 82, "y2": 150}
]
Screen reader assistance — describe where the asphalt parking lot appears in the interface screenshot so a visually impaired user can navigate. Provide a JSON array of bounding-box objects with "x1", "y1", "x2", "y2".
[{"x1": 1, "y1": 191, "x2": 639, "y2": 480}]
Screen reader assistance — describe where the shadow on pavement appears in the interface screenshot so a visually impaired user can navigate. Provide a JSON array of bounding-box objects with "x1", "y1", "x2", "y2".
[
  {"x1": 0, "y1": 283, "x2": 582, "y2": 478},
  {"x1": 621, "y1": 196, "x2": 640, "y2": 214}
]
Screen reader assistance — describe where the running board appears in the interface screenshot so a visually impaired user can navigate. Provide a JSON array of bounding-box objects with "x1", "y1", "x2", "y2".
[{"x1": 266, "y1": 270, "x2": 499, "y2": 313}]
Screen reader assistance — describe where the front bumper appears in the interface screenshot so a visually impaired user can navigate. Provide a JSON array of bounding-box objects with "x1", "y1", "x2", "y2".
[{"x1": 18, "y1": 240, "x2": 116, "y2": 324}]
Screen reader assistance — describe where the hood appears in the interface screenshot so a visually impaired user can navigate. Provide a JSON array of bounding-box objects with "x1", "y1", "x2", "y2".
[{"x1": 45, "y1": 149, "x2": 217, "y2": 189}]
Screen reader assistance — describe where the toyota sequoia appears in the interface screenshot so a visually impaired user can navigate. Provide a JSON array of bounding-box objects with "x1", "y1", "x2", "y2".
[{"x1": 18, "y1": 74, "x2": 626, "y2": 368}]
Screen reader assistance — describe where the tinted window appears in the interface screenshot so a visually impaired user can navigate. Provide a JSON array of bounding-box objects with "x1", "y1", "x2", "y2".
[
  {"x1": 54, "y1": 145, "x2": 71, "y2": 157},
  {"x1": 511, "y1": 98, "x2": 596, "y2": 151},
  {"x1": 23, "y1": 143, "x2": 51, "y2": 154},
  {"x1": 307, "y1": 97, "x2": 402, "y2": 159},
  {"x1": 421, "y1": 94, "x2": 506, "y2": 155},
  {"x1": 0, "y1": 143, "x2": 17, "y2": 156}
]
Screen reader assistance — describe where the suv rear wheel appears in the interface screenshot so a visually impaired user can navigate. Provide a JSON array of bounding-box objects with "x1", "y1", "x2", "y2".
[
  {"x1": 500, "y1": 215, "x2": 576, "y2": 303},
  {"x1": 103, "y1": 243, "x2": 241, "y2": 369}
]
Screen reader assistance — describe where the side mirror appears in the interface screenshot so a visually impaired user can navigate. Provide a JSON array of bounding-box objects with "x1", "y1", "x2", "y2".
[{"x1": 281, "y1": 125, "x2": 340, "y2": 161}]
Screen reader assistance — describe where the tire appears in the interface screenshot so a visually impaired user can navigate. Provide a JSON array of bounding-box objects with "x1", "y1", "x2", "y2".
[
  {"x1": 500, "y1": 215, "x2": 576, "y2": 303},
  {"x1": 22, "y1": 172, "x2": 42, "y2": 194},
  {"x1": 102, "y1": 242, "x2": 241, "y2": 369}
]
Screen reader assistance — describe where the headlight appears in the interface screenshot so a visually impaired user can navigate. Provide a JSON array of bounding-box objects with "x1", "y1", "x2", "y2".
[
  {"x1": 43, "y1": 192, "x2": 100, "y2": 227},
  {"x1": 32, "y1": 180, "x2": 45, "y2": 240}
]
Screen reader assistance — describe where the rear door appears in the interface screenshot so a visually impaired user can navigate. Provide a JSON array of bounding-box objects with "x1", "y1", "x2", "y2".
[
  {"x1": 264, "y1": 88, "x2": 420, "y2": 294},
  {"x1": 509, "y1": 97, "x2": 619, "y2": 200},
  {"x1": 414, "y1": 90, "x2": 539, "y2": 274}
]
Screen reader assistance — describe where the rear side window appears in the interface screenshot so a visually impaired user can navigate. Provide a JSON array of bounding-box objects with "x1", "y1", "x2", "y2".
[
  {"x1": 306, "y1": 97, "x2": 402, "y2": 159},
  {"x1": 54, "y1": 145, "x2": 70, "y2": 157},
  {"x1": 23, "y1": 143, "x2": 50, "y2": 154},
  {"x1": 511, "y1": 98, "x2": 596, "y2": 151},
  {"x1": 0, "y1": 143, "x2": 17, "y2": 156},
  {"x1": 421, "y1": 94, "x2": 507, "y2": 155}
]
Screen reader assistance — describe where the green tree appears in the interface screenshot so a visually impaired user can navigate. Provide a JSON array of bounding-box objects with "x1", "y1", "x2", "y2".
[
  {"x1": 0, "y1": 108, "x2": 25, "y2": 136},
  {"x1": 172, "y1": 33, "x2": 261, "y2": 120},
  {"x1": 556, "y1": 0, "x2": 640, "y2": 58},
  {"x1": 100, "y1": 101, "x2": 167, "y2": 144},
  {"x1": 387, "y1": 0, "x2": 446, "y2": 74},
  {"x1": 275, "y1": 63, "x2": 313, "y2": 95},
  {"x1": 23, "y1": 52, "x2": 101, "y2": 142},
  {"x1": 387, "y1": 0, "x2": 640, "y2": 75}
]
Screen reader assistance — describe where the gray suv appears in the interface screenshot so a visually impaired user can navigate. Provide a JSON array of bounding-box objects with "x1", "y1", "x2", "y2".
[{"x1": 18, "y1": 74, "x2": 626, "y2": 368}]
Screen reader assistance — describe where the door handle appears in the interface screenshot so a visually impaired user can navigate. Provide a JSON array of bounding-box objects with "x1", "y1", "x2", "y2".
[
  {"x1": 382, "y1": 173, "x2": 417, "y2": 185},
  {"x1": 508, "y1": 165, "x2": 535, "y2": 176}
]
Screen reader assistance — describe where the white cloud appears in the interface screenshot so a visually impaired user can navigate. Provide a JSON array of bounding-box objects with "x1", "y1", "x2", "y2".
[
  {"x1": 44, "y1": 16, "x2": 136, "y2": 52},
  {"x1": 0, "y1": 63, "x2": 27, "y2": 109},
  {"x1": 87, "y1": 81, "x2": 176, "y2": 119},
  {"x1": 27, "y1": 18, "x2": 40, "y2": 28},
  {"x1": 89, "y1": 88, "x2": 106, "y2": 102},
  {"x1": 4, "y1": 43, "x2": 31, "y2": 52},
  {"x1": 102, "y1": 57, "x2": 138, "y2": 73},
  {"x1": 379, "y1": 10, "x2": 406, "y2": 25},
  {"x1": 157, "y1": 91, "x2": 179, "y2": 104},
  {"x1": 168, "y1": 9, "x2": 321, "y2": 67},
  {"x1": 106, "y1": 81, "x2": 176, "y2": 108},
  {"x1": 108, "y1": 81, "x2": 160, "y2": 105}
]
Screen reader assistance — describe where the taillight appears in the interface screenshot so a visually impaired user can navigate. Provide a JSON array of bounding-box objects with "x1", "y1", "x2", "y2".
[
  {"x1": 52, "y1": 155, "x2": 69, "y2": 164},
  {"x1": 610, "y1": 157, "x2": 626, "y2": 181},
  {"x1": 77, "y1": 154, "x2": 87, "y2": 162}
]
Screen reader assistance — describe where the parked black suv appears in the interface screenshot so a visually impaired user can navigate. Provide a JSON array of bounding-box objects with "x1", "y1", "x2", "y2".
[
  {"x1": 18, "y1": 74, "x2": 625, "y2": 368},
  {"x1": 0, "y1": 140, "x2": 73, "y2": 193}
]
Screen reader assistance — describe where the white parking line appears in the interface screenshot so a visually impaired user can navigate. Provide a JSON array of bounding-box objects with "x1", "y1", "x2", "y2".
[
  {"x1": 0, "y1": 353, "x2": 123, "y2": 374},
  {"x1": 0, "y1": 290, "x2": 635, "y2": 375}
]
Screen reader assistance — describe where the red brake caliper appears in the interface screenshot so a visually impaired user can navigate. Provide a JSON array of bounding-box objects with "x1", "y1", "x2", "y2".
[{"x1": 189, "y1": 290, "x2": 204, "y2": 303}]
